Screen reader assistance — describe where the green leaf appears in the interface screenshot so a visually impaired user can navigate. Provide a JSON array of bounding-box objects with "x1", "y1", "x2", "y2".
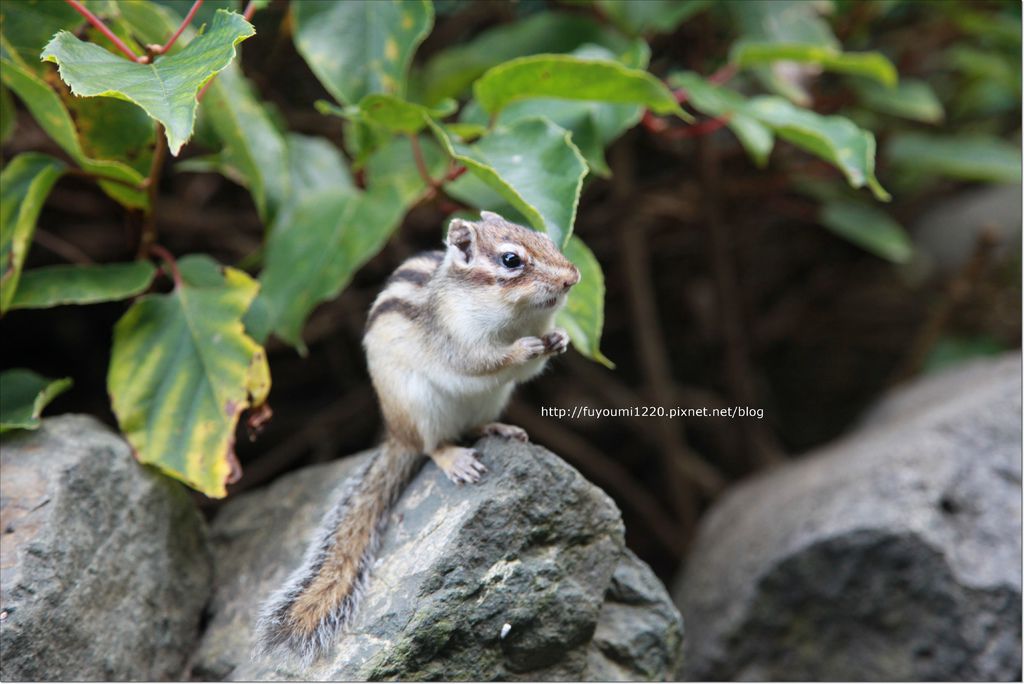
[
  {"x1": 414, "y1": 11, "x2": 646, "y2": 106},
  {"x1": 267, "y1": 132, "x2": 356, "y2": 240},
  {"x1": 819, "y1": 200, "x2": 912, "y2": 263},
  {"x1": 746, "y1": 96, "x2": 890, "y2": 201},
  {"x1": 41, "y1": 9, "x2": 255, "y2": 155},
  {"x1": 429, "y1": 118, "x2": 587, "y2": 249},
  {"x1": 556, "y1": 236, "x2": 613, "y2": 368},
  {"x1": 473, "y1": 55, "x2": 689, "y2": 119},
  {"x1": 731, "y1": 42, "x2": 898, "y2": 87},
  {"x1": 729, "y1": 0, "x2": 838, "y2": 104},
  {"x1": 886, "y1": 133, "x2": 1021, "y2": 185},
  {"x1": 1, "y1": 57, "x2": 147, "y2": 207},
  {"x1": 63, "y1": 95, "x2": 155, "y2": 175},
  {"x1": 292, "y1": 0, "x2": 432, "y2": 105},
  {"x1": 0, "y1": 0, "x2": 82, "y2": 74},
  {"x1": 107, "y1": 255, "x2": 271, "y2": 498},
  {"x1": 201, "y1": 63, "x2": 288, "y2": 221},
  {"x1": 923, "y1": 335, "x2": 1007, "y2": 374},
  {"x1": 668, "y1": 71, "x2": 774, "y2": 167},
  {"x1": 459, "y1": 45, "x2": 644, "y2": 178},
  {"x1": 0, "y1": 369, "x2": 72, "y2": 433},
  {"x1": 854, "y1": 78, "x2": 944, "y2": 124},
  {"x1": 0, "y1": 82, "x2": 14, "y2": 142},
  {"x1": 595, "y1": 0, "x2": 709, "y2": 35},
  {"x1": 731, "y1": 0, "x2": 837, "y2": 48},
  {"x1": 250, "y1": 186, "x2": 407, "y2": 349},
  {"x1": 9, "y1": 262, "x2": 157, "y2": 310},
  {"x1": 0, "y1": 153, "x2": 66, "y2": 314},
  {"x1": 336, "y1": 94, "x2": 456, "y2": 134}
]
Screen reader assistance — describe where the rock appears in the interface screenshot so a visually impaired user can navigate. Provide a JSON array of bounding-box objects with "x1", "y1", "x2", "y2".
[
  {"x1": 674, "y1": 353, "x2": 1022, "y2": 681},
  {"x1": 192, "y1": 437, "x2": 684, "y2": 680},
  {"x1": 911, "y1": 184, "x2": 1022, "y2": 275},
  {"x1": 0, "y1": 415, "x2": 212, "y2": 681}
]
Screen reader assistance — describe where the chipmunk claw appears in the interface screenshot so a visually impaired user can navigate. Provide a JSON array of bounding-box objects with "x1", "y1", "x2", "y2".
[
  {"x1": 478, "y1": 422, "x2": 529, "y2": 442},
  {"x1": 541, "y1": 329, "x2": 569, "y2": 354}
]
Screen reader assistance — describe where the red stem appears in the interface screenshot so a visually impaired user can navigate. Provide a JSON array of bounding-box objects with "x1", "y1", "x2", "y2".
[
  {"x1": 156, "y1": 0, "x2": 203, "y2": 54},
  {"x1": 663, "y1": 115, "x2": 732, "y2": 140},
  {"x1": 64, "y1": 0, "x2": 145, "y2": 63},
  {"x1": 409, "y1": 134, "x2": 439, "y2": 190},
  {"x1": 149, "y1": 244, "x2": 182, "y2": 288},
  {"x1": 709, "y1": 62, "x2": 738, "y2": 85}
]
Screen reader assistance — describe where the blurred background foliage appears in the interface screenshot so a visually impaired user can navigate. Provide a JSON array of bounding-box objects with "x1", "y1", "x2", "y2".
[{"x1": 0, "y1": 0, "x2": 1020, "y2": 580}]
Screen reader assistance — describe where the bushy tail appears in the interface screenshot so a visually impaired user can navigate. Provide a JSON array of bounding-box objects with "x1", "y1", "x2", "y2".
[{"x1": 253, "y1": 441, "x2": 422, "y2": 663}]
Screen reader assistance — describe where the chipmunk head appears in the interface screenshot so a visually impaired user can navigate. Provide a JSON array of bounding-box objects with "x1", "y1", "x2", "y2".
[{"x1": 444, "y1": 211, "x2": 580, "y2": 315}]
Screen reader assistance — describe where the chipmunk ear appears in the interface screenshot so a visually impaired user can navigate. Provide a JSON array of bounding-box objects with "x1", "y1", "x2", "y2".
[
  {"x1": 446, "y1": 218, "x2": 477, "y2": 265},
  {"x1": 479, "y1": 210, "x2": 505, "y2": 223}
]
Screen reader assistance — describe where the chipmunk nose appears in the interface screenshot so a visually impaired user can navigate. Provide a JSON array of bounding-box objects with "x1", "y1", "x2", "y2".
[{"x1": 562, "y1": 266, "x2": 580, "y2": 289}]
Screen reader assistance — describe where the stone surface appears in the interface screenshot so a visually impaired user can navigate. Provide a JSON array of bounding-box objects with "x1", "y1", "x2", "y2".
[
  {"x1": 0, "y1": 415, "x2": 212, "y2": 681},
  {"x1": 674, "y1": 353, "x2": 1022, "y2": 681},
  {"x1": 192, "y1": 437, "x2": 684, "y2": 681}
]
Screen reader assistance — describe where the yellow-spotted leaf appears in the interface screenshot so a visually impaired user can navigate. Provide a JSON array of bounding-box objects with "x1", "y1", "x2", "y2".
[
  {"x1": 41, "y1": 9, "x2": 255, "y2": 155},
  {"x1": 557, "y1": 236, "x2": 613, "y2": 368},
  {"x1": 108, "y1": 255, "x2": 271, "y2": 498},
  {"x1": 292, "y1": 0, "x2": 432, "y2": 105},
  {"x1": 1, "y1": 153, "x2": 66, "y2": 314}
]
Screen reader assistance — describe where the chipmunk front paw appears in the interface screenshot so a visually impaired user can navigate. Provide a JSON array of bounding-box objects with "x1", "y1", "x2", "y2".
[
  {"x1": 513, "y1": 336, "x2": 548, "y2": 361},
  {"x1": 541, "y1": 329, "x2": 569, "y2": 354}
]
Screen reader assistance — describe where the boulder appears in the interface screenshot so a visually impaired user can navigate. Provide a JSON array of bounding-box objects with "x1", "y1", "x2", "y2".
[
  {"x1": 192, "y1": 437, "x2": 684, "y2": 680},
  {"x1": 0, "y1": 415, "x2": 212, "y2": 681},
  {"x1": 674, "y1": 353, "x2": 1022, "y2": 681}
]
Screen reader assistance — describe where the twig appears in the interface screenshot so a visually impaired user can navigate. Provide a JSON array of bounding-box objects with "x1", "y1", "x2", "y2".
[
  {"x1": 409, "y1": 133, "x2": 438, "y2": 190},
  {"x1": 148, "y1": 244, "x2": 182, "y2": 287},
  {"x1": 64, "y1": 167, "x2": 145, "y2": 190},
  {"x1": 506, "y1": 401, "x2": 685, "y2": 558},
  {"x1": 662, "y1": 115, "x2": 731, "y2": 140},
  {"x1": 242, "y1": 0, "x2": 258, "y2": 21},
  {"x1": 152, "y1": 0, "x2": 203, "y2": 55},
  {"x1": 894, "y1": 228, "x2": 1000, "y2": 382},
  {"x1": 138, "y1": 123, "x2": 168, "y2": 258},
  {"x1": 610, "y1": 140, "x2": 726, "y2": 507},
  {"x1": 708, "y1": 62, "x2": 738, "y2": 85},
  {"x1": 32, "y1": 229, "x2": 95, "y2": 265},
  {"x1": 698, "y1": 134, "x2": 784, "y2": 467},
  {"x1": 64, "y1": 0, "x2": 147, "y2": 63}
]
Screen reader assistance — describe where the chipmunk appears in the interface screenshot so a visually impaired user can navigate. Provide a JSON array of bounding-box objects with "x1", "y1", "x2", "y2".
[{"x1": 254, "y1": 211, "x2": 580, "y2": 663}]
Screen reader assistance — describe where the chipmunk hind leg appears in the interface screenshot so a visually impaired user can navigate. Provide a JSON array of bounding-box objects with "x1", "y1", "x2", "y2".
[
  {"x1": 473, "y1": 422, "x2": 528, "y2": 442},
  {"x1": 429, "y1": 444, "x2": 487, "y2": 485}
]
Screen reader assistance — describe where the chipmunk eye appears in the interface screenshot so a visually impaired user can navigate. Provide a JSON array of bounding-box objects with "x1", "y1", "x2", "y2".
[{"x1": 500, "y1": 252, "x2": 522, "y2": 269}]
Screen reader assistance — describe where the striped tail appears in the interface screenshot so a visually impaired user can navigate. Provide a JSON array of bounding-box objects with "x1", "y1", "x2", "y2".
[{"x1": 254, "y1": 441, "x2": 423, "y2": 663}]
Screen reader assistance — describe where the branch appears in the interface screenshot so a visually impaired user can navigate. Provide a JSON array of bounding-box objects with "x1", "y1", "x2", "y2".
[
  {"x1": 408, "y1": 133, "x2": 439, "y2": 190},
  {"x1": 152, "y1": 0, "x2": 203, "y2": 55},
  {"x1": 33, "y1": 229, "x2": 94, "y2": 265},
  {"x1": 148, "y1": 244, "x2": 182, "y2": 287},
  {"x1": 64, "y1": 167, "x2": 145, "y2": 190},
  {"x1": 64, "y1": 0, "x2": 147, "y2": 63}
]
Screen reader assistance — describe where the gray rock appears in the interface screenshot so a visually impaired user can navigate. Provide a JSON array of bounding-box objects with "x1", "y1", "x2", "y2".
[
  {"x1": 675, "y1": 353, "x2": 1022, "y2": 681},
  {"x1": 911, "y1": 184, "x2": 1022, "y2": 276},
  {"x1": 0, "y1": 415, "x2": 212, "y2": 681},
  {"x1": 192, "y1": 437, "x2": 684, "y2": 681}
]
